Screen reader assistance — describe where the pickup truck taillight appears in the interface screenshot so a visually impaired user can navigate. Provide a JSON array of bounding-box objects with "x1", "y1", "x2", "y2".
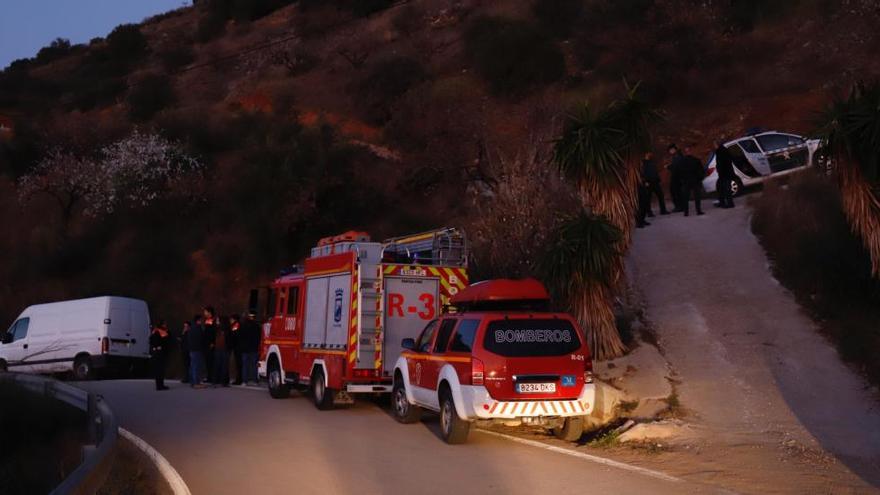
[
  {"x1": 584, "y1": 358, "x2": 594, "y2": 384},
  {"x1": 471, "y1": 357, "x2": 484, "y2": 386},
  {"x1": 101, "y1": 337, "x2": 109, "y2": 354}
]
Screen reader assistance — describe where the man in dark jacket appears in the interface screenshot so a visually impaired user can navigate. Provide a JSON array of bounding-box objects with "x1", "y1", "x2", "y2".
[
  {"x1": 179, "y1": 321, "x2": 191, "y2": 384},
  {"x1": 150, "y1": 322, "x2": 171, "y2": 391},
  {"x1": 714, "y1": 140, "x2": 736, "y2": 208},
  {"x1": 682, "y1": 147, "x2": 706, "y2": 216},
  {"x1": 211, "y1": 316, "x2": 232, "y2": 387},
  {"x1": 188, "y1": 315, "x2": 207, "y2": 388},
  {"x1": 240, "y1": 311, "x2": 262, "y2": 386},
  {"x1": 642, "y1": 152, "x2": 668, "y2": 216},
  {"x1": 202, "y1": 306, "x2": 217, "y2": 384},
  {"x1": 666, "y1": 144, "x2": 686, "y2": 212},
  {"x1": 230, "y1": 314, "x2": 243, "y2": 385}
]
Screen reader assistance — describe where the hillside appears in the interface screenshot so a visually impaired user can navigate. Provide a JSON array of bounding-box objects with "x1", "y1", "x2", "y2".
[{"x1": 0, "y1": 0, "x2": 879, "y2": 325}]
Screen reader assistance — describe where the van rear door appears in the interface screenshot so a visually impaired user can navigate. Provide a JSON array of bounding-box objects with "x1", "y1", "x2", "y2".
[
  {"x1": 478, "y1": 317, "x2": 587, "y2": 401},
  {"x1": 129, "y1": 301, "x2": 151, "y2": 359},
  {"x1": 107, "y1": 301, "x2": 133, "y2": 357}
]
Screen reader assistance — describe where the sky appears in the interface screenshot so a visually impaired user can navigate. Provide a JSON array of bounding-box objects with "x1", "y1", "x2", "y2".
[{"x1": 0, "y1": 0, "x2": 192, "y2": 69}]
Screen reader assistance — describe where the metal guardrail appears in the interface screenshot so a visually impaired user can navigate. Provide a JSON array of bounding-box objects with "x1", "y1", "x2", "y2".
[{"x1": 0, "y1": 373, "x2": 118, "y2": 495}]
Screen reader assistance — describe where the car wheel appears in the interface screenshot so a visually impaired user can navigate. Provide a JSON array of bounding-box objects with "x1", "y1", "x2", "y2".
[
  {"x1": 392, "y1": 379, "x2": 421, "y2": 424},
  {"x1": 73, "y1": 355, "x2": 93, "y2": 381},
  {"x1": 311, "y1": 369, "x2": 335, "y2": 410},
  {"x1": 553, "y1": 416, "x2": 585, "y2": 442},
  {"x1": 267, "y1": 358, "x2": 290, "y2": 399},
  {"x1": 439, "y1": 391, "x2": 471, "y2": 444},
  {"x1": 730, "y1": 177, "x2": 744, "y2": 197}
]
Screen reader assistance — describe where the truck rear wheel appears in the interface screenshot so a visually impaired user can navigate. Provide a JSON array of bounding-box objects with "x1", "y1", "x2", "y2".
[
  {"x1": 73, "y1": 355, "x2": 93, "y2": 381},
  {"x1": 311, "y1": 369, "x2": 335, "y2": 410},
  {"x1": 392, "y1": 379, "x2": 421, "y2": 424},
  {"x1": 268, "y1": 359, "x2": 290, "y2": 399},
  {"x1": 552, "y1": 416, "x2": 585, "y2": 442},
  {"x1": 440, "y1": 391, "x2": 470, "y2": 444}
]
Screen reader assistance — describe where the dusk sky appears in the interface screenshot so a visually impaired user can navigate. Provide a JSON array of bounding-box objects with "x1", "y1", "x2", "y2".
[{"x1": 0, "y1": 0, "x2": 191, "y2": 69}]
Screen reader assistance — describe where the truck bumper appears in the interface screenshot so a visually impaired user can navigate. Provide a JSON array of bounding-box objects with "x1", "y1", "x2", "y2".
[{"x1": 460, "y1": 383, "x2": 595, "y2": 420}]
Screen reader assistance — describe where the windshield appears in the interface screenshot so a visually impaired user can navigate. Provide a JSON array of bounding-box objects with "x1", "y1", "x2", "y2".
[{"x1": 483, "y1": 319, "x2": 581, "y2": 357}]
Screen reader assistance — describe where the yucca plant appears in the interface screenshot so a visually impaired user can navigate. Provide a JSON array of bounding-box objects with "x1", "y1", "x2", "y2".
[
  {"x1": 550, "y1": 83, "x2": 660, "y2": 359},
  {"x1": 817, "y1": 82, "x2": 880, "y2": 278},
  {"x1": 540, "y1": 211, "x2": 625, "y2": 360}
]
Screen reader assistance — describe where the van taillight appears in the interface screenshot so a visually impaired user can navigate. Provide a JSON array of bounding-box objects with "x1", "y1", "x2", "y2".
[
  {"x1": 584, "y1": 358, "x2": 594, "y2": 384},
  {"x1": 471, "y1": 357, "x2": 484, "y2": 386},
  {"x1": 101, "y1": 337, "x2": 109, "y2": 354}
]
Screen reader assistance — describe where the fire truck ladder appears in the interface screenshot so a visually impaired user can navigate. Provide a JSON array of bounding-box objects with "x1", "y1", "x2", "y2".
[
  {"x1": 383, "y1": 227, "x2": 468, "y2": 267},
  {"x1": 355, "y1": 261, "x2": 383, "y2": 370}
]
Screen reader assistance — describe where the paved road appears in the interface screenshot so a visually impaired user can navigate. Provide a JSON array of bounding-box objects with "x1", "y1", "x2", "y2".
[
  {"x1": 629, "y1": 202, "x2": 880, "y2": 492},
  {"x1": 80, "y1": 380, "x2": 708, "y2": 495}
]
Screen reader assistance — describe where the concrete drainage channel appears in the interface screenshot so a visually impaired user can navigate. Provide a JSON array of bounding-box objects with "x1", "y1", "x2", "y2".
[{"x1": 0, "y1": 373, "x2": 190, "y2": 495}]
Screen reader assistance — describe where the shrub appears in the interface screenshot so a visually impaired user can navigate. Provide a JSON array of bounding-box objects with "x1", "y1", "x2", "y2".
[
  {"x1": 106, "y1": 24, "x2": 148, "y2": 60},
  {"x1": 532, "y1": 0, "x2": 584, "y2": 38},
  {"x1": 464, "y1": 17, "x2": 565, "y2": 96},
  {"x1": 723, "y1": 0, "x2": 802, "y2": 33},
  {"x1": 35, "y1": 38, "x2": 72, "y2": 64},
  {"x1": 358, "y1": 56, "x2": 428, "y2": 124},
  {"x1": 196, "y1": 13, "x2": 226, "y2": 43},
  {"x1": 391, "y1": 4, "x2": 424, "y2": 36},
  {"x1": 159, "y1": 45, "x2": 196, "y2": 71},
  {"x1": 127, "y1": 74, "x2": 176, "y2": 121},
  {"x1": 204, "y1": 0, "x2": 295, "y2": 21},
  {"x1": 349, "y1": 0, "x2": 394, "y2": 17}
]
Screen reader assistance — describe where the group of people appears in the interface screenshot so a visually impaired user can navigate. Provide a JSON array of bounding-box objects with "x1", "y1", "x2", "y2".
[
  {"x1": 636, "y1": 141, "x2": 737, "y2": 228},
  {"x1": 148, "y1": 306, "x2": 262, "y2": 391}
]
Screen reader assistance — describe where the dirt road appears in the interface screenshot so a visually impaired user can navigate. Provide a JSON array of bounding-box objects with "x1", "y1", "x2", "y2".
[{"x1": 628, "y1": 203, "x2": 880, "y2": 493}]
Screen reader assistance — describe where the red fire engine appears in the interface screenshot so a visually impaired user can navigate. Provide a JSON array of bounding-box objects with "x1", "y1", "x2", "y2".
[{"x1": 257, "y1": 228, "x2": 468, "y2": 409}]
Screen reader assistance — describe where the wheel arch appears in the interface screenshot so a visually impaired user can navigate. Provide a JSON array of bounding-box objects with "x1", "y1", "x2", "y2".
[
  {"x1": 310, "y1": 359, "x2": 328, "y2": 388},
  {"x1": 437, "y1": 365, "x2": 469, "y2": 420},
  {"x1": 393, "y1": 358, "x2": 417, "y2": 404}
]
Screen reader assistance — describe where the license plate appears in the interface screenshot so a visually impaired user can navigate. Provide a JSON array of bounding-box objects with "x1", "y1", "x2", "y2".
[{"x1": 516, "y1": 382, "x2": 556, "y2": 394}]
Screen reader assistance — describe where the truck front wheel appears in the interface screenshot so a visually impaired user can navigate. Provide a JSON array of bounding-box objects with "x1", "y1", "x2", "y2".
[
  {"x1": 311, "y1": 369, "x2": 335, "y2": 410},
  {"x1": 268, "y1": 358, "x2": 290, "y2": 399},
  {"x1": 392, "y1": 379, "x2": 421, "y2": 424}
]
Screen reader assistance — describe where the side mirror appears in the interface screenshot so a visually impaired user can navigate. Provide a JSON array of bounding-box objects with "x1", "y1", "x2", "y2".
[
  {"x1": 401, "y1": 338, "x2": 416, "y2": 351},
  {"x1": 1, "y1": 333, "x2": 11, "y2": 345}
]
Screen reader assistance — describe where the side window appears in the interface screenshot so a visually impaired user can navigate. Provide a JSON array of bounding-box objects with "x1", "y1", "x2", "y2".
[
  {"x1": 287, "y1": 286, "x2": 299, "y2": 315},
  {"x1": 265, "y1": 289, "x2": 276, "y2": 318},
  {"x1": 738, "y1": 139, "x2": 760, "y2": 154},
  {"x1": 277, "y1": 288, "x2": 288, "y2": 316},
  {"x1": 450, "y1": 319, "x2": 480, "y2": 353},
  {"x1": 756, "y1": 134, "x2": 793, "y2": 152},
  {"x1": 433, "y1": 319, "x2": 458, "y2": 354},
  {"x1": 415, "y1": 320, "x2": 439, "y2": 353},
  {"x1": 11, "y1": 318, "x2": 29, "y2": 342}
]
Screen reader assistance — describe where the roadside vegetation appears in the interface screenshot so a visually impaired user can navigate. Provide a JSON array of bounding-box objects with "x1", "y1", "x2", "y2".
[{"x1": 0, "y1": 381, "x2": 88, "y2": 494}]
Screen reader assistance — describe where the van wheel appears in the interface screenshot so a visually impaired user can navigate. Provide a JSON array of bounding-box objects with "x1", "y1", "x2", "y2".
[
  {"x1": 73, "y1": 355, "x2": 93, "y2": 381},
  {"x1": 0, "y1": 360, "x2": 7, "y2": 373},
  {"x1": 440, "y1": 391, "x2": 471, "y2": 444},
  {"x1": 267, "y1": 359, "x2": 289, "y2": 399},
  {"x1": 392, "y1": 379, "x2": 421, "y2": 424},
  {"x1": 553, "y1": 417, "x2": 585, "y2": 442},
  {"x1": 311, "y1": 369, "x2": 335, "y2": 410}
]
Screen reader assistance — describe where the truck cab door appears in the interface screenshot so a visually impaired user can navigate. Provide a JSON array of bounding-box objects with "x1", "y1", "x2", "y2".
[
  {"x1": 2, "y1": 318, "x2": 31, "y2": 372},
  {"x1": 422, "y1": 319, "x2": 458, "y2": 410}
]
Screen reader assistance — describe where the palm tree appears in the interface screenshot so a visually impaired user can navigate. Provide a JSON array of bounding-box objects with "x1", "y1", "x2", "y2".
[
  {"x1": 550, "y1": 83, "x2": 660, "y2": 359},
  {"x1": 817, "y1": 82, "x2": 880, "y2": 278},
  {"x1": 540, "y1": 211, "x2": 625, "y2": 360}
]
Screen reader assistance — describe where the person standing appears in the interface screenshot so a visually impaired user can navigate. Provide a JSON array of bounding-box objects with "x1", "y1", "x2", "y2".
[
  {"x1": 636, "y1": 165, "x2": 652, "y2": 228},
  {"x1": 230, "y1": 314, "x2": 243, "y2": 385},
  {"x1": 682, "y1": 148, "x2": 706, "y2": 217},
  {"x1": 666, "y1": 144, "x2": 686, "y2": 212},
  {"x1": 212, "y1": 316, "x2": 231, "y2": 387},
  {"x1": 240, "y1": 311, "x2": 261, "y2": 386},
  {"x1": 150, "y1": 321, "x2": 171, "y2": 391},
  {"x1": 642, "y1": 152, "x2": 668, "y2": 216},
  {"x1": 714, "y1": 140, "x2": 736, "y2": 208},
  {"x1": 179, "y1": 321, "x2": 191, "y2": 384},
  {"x1": 188, "y1": 315, "x2": 207, "y2": 389},
  {"x1": 202, "y1": 306, "x2": 217, "y2": 384}
]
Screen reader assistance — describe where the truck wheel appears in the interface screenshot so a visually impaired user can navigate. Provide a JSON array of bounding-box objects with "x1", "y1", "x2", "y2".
[
  {"x1": 439, "y1": 391, "x2": 471, "y2": 444},
  {"x1": 73, "y1": 355, "x2": 93, "y2": 381},
  {"x1": 553, "y1": 417, "x2": 585, "y2": 442},
  {"x1": 268, "y1": 359, "x2": 290, "y2": 399},
  {"x1": 311, "y1": 369, "x2": 335, "y2": 410},
  {"x1": 392, "y1": 379, "x2": 421, "y2": 424}
]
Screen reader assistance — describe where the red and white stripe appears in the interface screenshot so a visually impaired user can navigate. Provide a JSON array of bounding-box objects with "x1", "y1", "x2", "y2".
[{"x1": 486, "y1": 400, "x2": 589, "y2": 418}]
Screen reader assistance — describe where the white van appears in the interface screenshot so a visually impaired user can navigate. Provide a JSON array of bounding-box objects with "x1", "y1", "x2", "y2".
[{"x1": 0, "y1": 296, "x2": 151, "y2": 379}]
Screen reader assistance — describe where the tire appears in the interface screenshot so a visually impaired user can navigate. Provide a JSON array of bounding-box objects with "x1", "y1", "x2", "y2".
[
  {"x1": 267, "y1": 358, "x2": 290, "y2": 399},
  {"x1": 73, "y1": 355, "x2": 93, "y2": 381},
  {"x1": 0, "y1": 360, "x2": 7, "y2": 373},
  {"x1": 729, "y1": 177, "x2": 744, "y2": 197},
  {"x1": 439, "y1": 391, "x2": 471, "y2": 444},
  {"x1": 311, "y1": 369, "x2": 335, "y2": 410},
  {"x1": 392, "y1": 378, "x2": 421, "y2": 424},
  {"x1": 553, "y1": 416, "x2": 585, "y2": 442}
]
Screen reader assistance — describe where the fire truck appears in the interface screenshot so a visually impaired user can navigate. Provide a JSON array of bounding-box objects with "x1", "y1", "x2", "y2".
[{"x1": 257, "y1": 228, "x2": 468, "y2": 409}]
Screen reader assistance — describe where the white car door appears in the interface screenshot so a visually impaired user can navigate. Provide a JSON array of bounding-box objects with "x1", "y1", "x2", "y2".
[
  {"x1": 736, "y1": 138, "x2": 772, "y2": 176},
  {"x1": 2, "y1": 318, "x2": 32, "y2": 372}
]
